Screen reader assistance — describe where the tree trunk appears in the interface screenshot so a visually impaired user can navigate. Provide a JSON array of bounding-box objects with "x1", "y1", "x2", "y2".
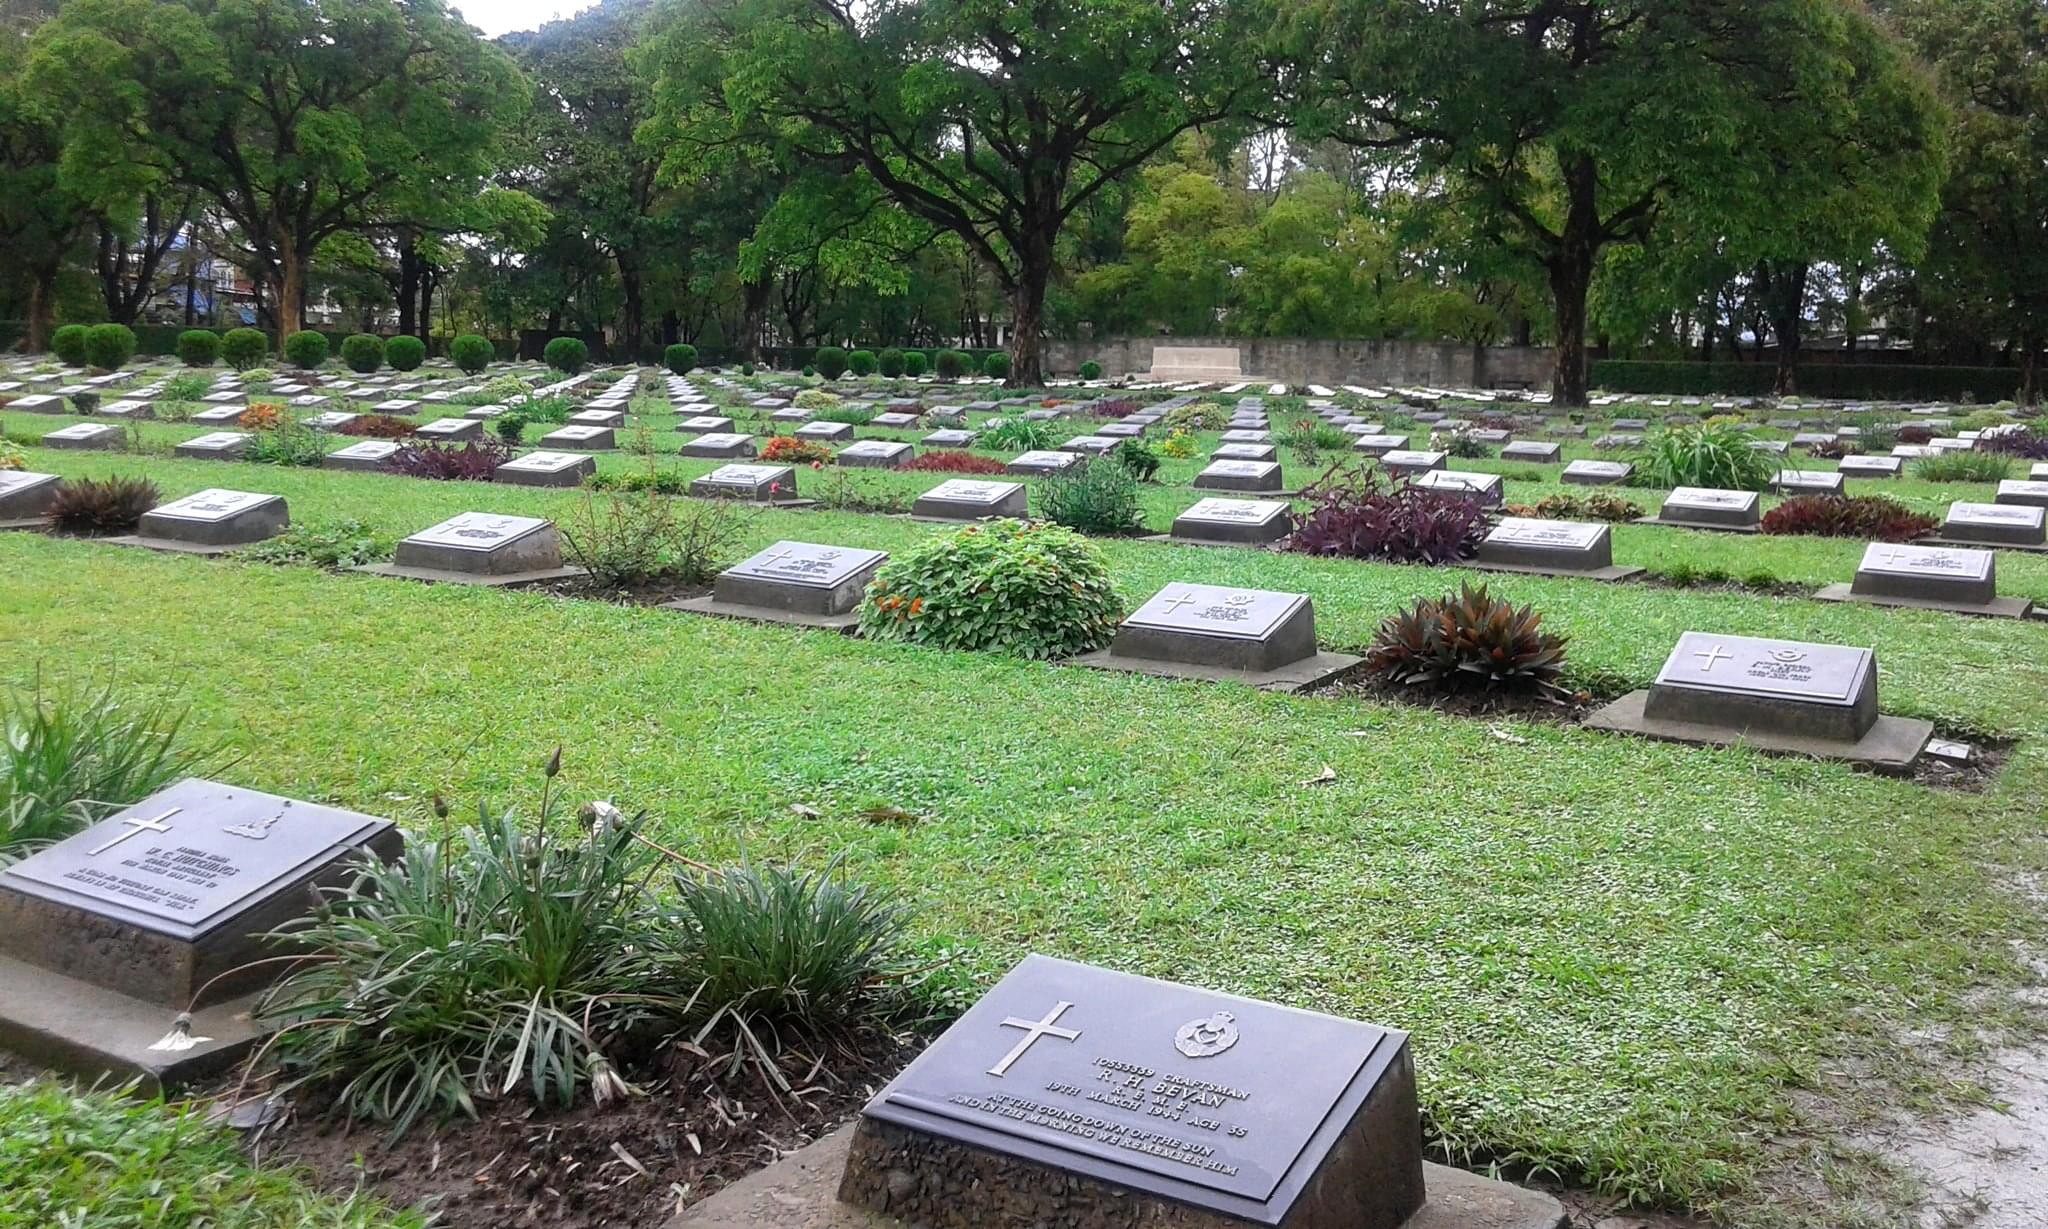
[
  {"x1": 274, "y1": 233, "x2": 305, "y2": 335},
  {"x1": 25, "y1": 262, "x2": 58, "y2": 352},
  {"x1": 1004, "y1": 232, "x2": 1054, "y2": 388},
  {"x1": 617, "y1": 255, "x2": 644, "y2": 361},
  {"x1": 1763, "y1": 261, "x2": 1808, "y2": 397},
  {"x1": 1545, "y1": 253, "x2": 1593, "y2": 407},
  {"x1": 737, "y1": 276, "x2": 770, "y2": 363},
  {"x1": 397, "y1": 233, "x2": 421, "y2": 337},
  {"x1": 2021, "y1": 329, "x2": 2041, "y2": 407}
]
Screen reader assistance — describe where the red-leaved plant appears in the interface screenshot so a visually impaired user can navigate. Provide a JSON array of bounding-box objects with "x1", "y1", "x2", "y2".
[
  {"x1": 1759, "y1": 494, "x2": 1939, "y2": 542},
  {"x1": 1980, "y1": 428, "x2": 2048, "y2": 461},
  {"x1": 1285, "y1": 465, "x2": 1490, "y2": 564},
  {"x1": 381, "y1": 439, "x2": 516, "y2": 481},
  {"x1": 902, "y1": 449, "x2": 1008, "y2": 474}
]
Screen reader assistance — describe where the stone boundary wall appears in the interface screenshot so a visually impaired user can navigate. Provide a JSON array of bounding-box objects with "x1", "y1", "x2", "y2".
[{"x1": 1044, "y1": 336, "x2": 1556, "y2": 389}]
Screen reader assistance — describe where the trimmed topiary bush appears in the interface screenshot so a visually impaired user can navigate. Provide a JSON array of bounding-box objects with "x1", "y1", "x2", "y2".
[
  {"x1": 814, "y1": 346, "x2": 848, "y2": 379},
  {"x1": 384, "y1": 335, "x2": 426, "y2": 372},
  {"x1": 877, "y1": 348, "x2": 905, "y2": 378},
  {"x1": 176, "y1": 329, "x2": 220, "y2": 367},
  {"x1": 847, "y1": 349, "x2": 877, "y2": 376},
  {"x1": 220, "y1": 327, "x2": 269, "y2": 371},
  {"x1": 1079, "y1": 360, "x2": 1103, "y2": 380},
  {"x1": 902, "y1": 350, "x2": 928, "y2": 378},
  {"x1": 83, "y1": 324, "x2": 136, "y2": 370},
  {"x1": 282, "y1": 330, "x2": 328, "y2": 370},
  {"x1": 544, "y1": 336, "x2": 588, "y2": 374},
  {"x1": 50, "y1": 325, "x2": 88, "y2": 366},
  {"x1": 983, "y1": 351, "x2": 1011, "y2": 380},
  {"x1": 449, "y1": 334, "x2": 493, "y2": 375},
  {"x1": 663, "y1": 343, "x2": 698, "y2": 375},
  {"x1": 859, "y1": 519, "x2": 1121, "y2": 658},
  {"x1": 934, "y1": 349, "x2": 969, "y2": 380},
  {"x1": 341, "y1": 333, "x2": 384, "y2": 374}
]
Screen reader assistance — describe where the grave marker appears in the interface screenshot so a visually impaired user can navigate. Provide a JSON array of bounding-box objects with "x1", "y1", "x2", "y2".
[
  {"x1": 360, "y1": 512, "x2": 582, "y2": 585},
  {"x1": 690, "y1": 462, "x2": 799, "y2": 502},
  {"x1": 1168, "y1": 497, "x2": 1291, "y2": 546},
  {"x1": 1193, "y1": 459, "x2": 1285, "y2": 493},
  {"x1": 1473, "y1": 518, "x2": 1636, "y2": 581},
  {"x1": 120, "y1": 488, "x2": 288, "y2": 553},
  {"x1": 538, "y1": 424, "x2": 617, "y2": 451},
  {"x1": 0, "y1": 471, "x2": 63, "y2": 526},
  {"x1": 669, "y1": 540, "x2": 888, "y2": 630},
  {"x1": 1936, "y1": 501, "x2": 2047, "y2": 547},
  {"x1": 42, "y1": 422, "x2": 122, "y2": 450},
  {"x1": 323, "y1": 440, "x2": 401, "y2": 471},
  {"x1": 837, "y1": 440, "x2": 914, "y2": 469},
  {"x1": 494, "y1": 450, "x2": 596, "y2": 488},
  {"x1": 912, "y1": 479, "x2": 1027, "y2": 521},
  {"x1": 681, "y1": 432, "x2": 757, "y2": 459},
  {"x1": 1647, "y1": 486, "x2": 1761, "y2": 531}
]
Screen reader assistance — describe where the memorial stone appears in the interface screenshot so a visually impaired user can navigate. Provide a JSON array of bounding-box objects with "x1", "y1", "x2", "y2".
[
  {"x1": 1475, "y1": 518, "x2": 1626, "y2": 577},
  {"x1": 690, "y1": 463, "x2": 798, "y2": 502},
  {"x1": 681, "y1": 432, "x2": 758, "y2": 459},
  {"x1": 323, "y1": 440, "x2": 401, "y2": 471},
  {"x1": 174, "y1": 431, "x2": 253, "y2": 461},
  {"x1": 380, "y1": 512, "x2": 574, "y2": 580},
  {"x1": 42, "y1": 422, "x2": 121, "y2": 450},
  {"x1": 1995, "y1": 479, "x2": 2048, "y2": 510},
  {"x1": 128, "y1": 488, "x2": 287, "y2": 551},
  {"x1": 538, "y1": 424, "x2": 617, "y2": 451},
  {"x1": 912, "y1": 479, "x2": 1028, "y2": 521},
  {"x1": 837, "y1": 440, "x2": 913, "y2": 469},
  {"x1": 1111, "y1": 584, "x2": 1318, "y2": 673},
  {"x1": 415, "y1": 417, "x2": 484, "y2": 443},
  {"x1": 1193, "y1": 459, "x2": 1285, "y2": 493},
  {"x1": 1170, "y1": 498, "x2": 1291, "y2": 546},
  {"x1": 1653, "y1": 487, "x2": 1760, "y2": 530},
  {"x1": 1938, "y1": 501, "x2": 2046, "y2": 547},
  {"x1": 1414, "y1": 470, "x2": 1504, "y2": 507},
  {"x1": 708, "y1": 541, "x2": 888, "y2": 618},
  {"x1": 494, "y1": 450, "x2": 596, "y2": 488},
  {"x1": 0, "y1": 471, "x2": 63, "y2": 524},
  {"x1": 1007, "y1": 450, "x2": 1080, "y2": 477},
  {"x1": 1376, "y1": 449, "x2": 1446, "y2": 477}
]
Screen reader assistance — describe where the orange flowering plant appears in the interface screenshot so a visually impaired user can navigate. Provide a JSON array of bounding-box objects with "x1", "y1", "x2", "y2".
[{"x1": 856, "y1": 519, "x2": 1121, "y2": 658}]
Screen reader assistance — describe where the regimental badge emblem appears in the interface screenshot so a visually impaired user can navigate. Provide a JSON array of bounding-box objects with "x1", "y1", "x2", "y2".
[{"x1": 1174, "y1": 1010, "x2": 1240, "y2": 1058}]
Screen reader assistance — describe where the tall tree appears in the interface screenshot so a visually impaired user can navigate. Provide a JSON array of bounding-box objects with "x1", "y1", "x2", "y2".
[
  {"x1": 641, "y1": 0, "x2": 1268, "y2": 386},
  {"x1": 28, "y1": 0, "x2": 524, "y2": 333},
  {"x1": 0, "y1": 0, "x2": 87, "y2": 349},
  {"x1": 1284, "y1": 0, "x2": 1923, "y2": 405}
]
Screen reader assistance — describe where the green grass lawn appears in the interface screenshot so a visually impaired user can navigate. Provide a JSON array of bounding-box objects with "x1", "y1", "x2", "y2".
[{"x1": 2, "y1": 383, "x2": 2046, "y2": 1226}]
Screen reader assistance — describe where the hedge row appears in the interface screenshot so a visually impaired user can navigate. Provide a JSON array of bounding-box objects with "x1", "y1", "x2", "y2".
[
  {"x1": 0, "y1": 321, "x2": 518, "y2": 362},
  {"x1": 760, "y1": 345, "x2": 1007, "y2": 372},
  {"x1": 1591, "y1": 360, "x2": 2023, "y2": 403}
]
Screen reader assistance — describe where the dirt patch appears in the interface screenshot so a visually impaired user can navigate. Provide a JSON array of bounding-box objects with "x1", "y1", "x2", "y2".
[
  {"x1": 533, "y1": 576, "x2": 713, "y2": 608},
  {"x1": 241, "y1": 1031, "x2": 917, "y2": 1229},
  {"x1": 1910, "y1": 735, "x2": 2016, "y2": 793},
  {"x1": 1306, "y1": 673, "x2": 1595, "y2": 722}
]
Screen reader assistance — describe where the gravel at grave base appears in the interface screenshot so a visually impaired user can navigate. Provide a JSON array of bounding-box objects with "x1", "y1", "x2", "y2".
[{"x1": 245, "y1": 1031, "x2": 920, "y2": 1229}]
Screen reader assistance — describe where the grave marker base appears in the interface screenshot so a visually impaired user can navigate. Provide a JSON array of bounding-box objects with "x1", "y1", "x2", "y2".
[
  {"x1": 1583, "y1": 691, "x2": 1931, "y2": 772},
  {"x1": 0, "y1": 953, "x2": 265, "y2": 1093},
  {"x1": 0, "y1": 517, "x2": 51, "y2": 531},
  {"x1": 1067, "y1": 648, "x2": 1362, "y2": 694},
  {"x1": 661, "y1": 594, "x2": 863, "y2": 634},
  {"x1": 1632, "y1": 516, "x2": 1760, "y2": 534},
  {"x1": 1917, "y1": 536, "x2": 2048, "y2": 556},
  {"x1": 669, "y1": 1121, "x2": 1566, "y2": 1229},
  {"x1": 101, "y1": 534, "x2": 255, "y2": 557},
  {"x1": 352, "y1": 561, "x2": 587, "y2": 588},
  {"x1": 1464, "y1": 559, "x2": 1644, "y2": 583},
  {"x1": 1811, "y1": 584, "x2": 2035, "y2": 620}
]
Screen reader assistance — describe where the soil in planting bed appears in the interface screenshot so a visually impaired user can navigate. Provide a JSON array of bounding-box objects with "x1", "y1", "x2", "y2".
[
  {"x1": 243, "y1": 1029, "x2": 919, "y2": 1229},
  {"x1": 1306, "y1": 672, "x2": 1596, "y2": 722},
  {"x1": 536, "y1": 574, "x2": 714, "y2": 608}
]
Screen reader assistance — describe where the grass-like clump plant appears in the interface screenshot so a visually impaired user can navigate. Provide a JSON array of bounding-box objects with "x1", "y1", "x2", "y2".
[
  {"x1": 1038, "y1": 457, "x2": 1146, "y2": 534},
  {"x1": 1365, "y1": 583, "x2": 1571, "y2": 706},
  {"x1": 1632, "y1": 422, "x2": 1778, "y2": 491},
  {"x1": 1286, "y1": 467, "x2": 1489, "y2": 564},
  {"x1": 1760, "y1": 494, "x2": 1941, "y2": 542},
  {"x1": 47, "y1": 475, "x2": 158, "y2": 534},
  {"x1": 2, "y1": 681, "x2": 223, "y2": 857},
  {"x1": 859, "y1": 518, "x2": 1121, "y2": 657},
  {"x1": 1280, "y1": 416, "x2": 1350, "y2": 463},
  {"x1": 1912, "y1": 451, "x2": 2013, "y2": 483},
  {"x1": 977, "y1": 415, "x2": 1059, "y2": 452},
  {"x1": 562, "y1": 475, "x2": 753, "y2": 587}
]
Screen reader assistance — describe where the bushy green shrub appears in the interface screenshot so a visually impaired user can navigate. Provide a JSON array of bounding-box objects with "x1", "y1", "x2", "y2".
[
  {"x1": 847, "y1": 348, "x2": 878, "y2": 376},
  {"x1": 283, "y1": 330, "x2": 328, "y2": 369},
  {"x1": 160, "y1": 372, "x2": 210, "y2": 403},
  {"x1": 740, "y1": 361, "x2": 756, "y2": 376},
  {"x1": 239, "y1": 519, "x2": 385, "y2": 569},
  {"x1": 877, "y1": 347, "x2": 905, "y2": 378},
  {"x1": 449, "y1": 334, "x2": 493, "y2": 375},
  {"x1": 49, "y1": 324, "x2": 88, "y2": 365},
  {"x1": 384, "y1": 334, "x2": 426, "y2": 372},
  {"x1": 663, "y1": 342, "x2": 698, "y2": 375},
  {"x1": 221, "y1": 327, "x2": 269, "y2": 370},
  {"x1": 901, "y1": 350, "x2": 928, "y2": 377},
  {"x1": 340, "y1": 333, "x2": 383, "y2": 373},
  {"x1": 245, "y1": 418, "x2": 328, "y2": 467},
  {"x1": 1633, "y1": 422, "x2": 1777, "y2": 491},
  {"x1": 3, "y1": 683, "x2": 221, "y2": 856},
  {"x1": 1039, "y1": 457, "x2": 1146, "y2": 534},
  {"x1": 935, "y1": 349, "x2": 969, "y2": 379},
  {"x1": 544, "y1": 336, "x2": 588, "y2": 374},
  {"x1": 815, "y1": 346, "x2": 849, "y2": 379},
  {"x1": 83, "y1": 323, "x2": 136, "y2": 369},
  {"x1": 1279, "y1": 416, "x2": 1350, "y2": 462},
  {"x1": 1079, "y1": 360, "x2": 1103, "y2": 380},
  {"x1": 1110, "y1": 438, "x2": 1161, "y2": 482},
  {"x1": 492, "y1": 411, "x2": 527, "y2": 444},
  {"x1": 978, "y1": 416, "x2": 1059, "y2": 451},
  {"x1": 561, "y1": 478, "x2": 754, "y2": 586},
  {"x1": 176, "y1": 329, "x2": 220, "y2": 367},
  {"x1": 983, "y1": 351, "x2": 1011, "y2": 380},
  {"x1": 859, "y1": 519, "x2": 1121, "y2": 657},
  {"x1": 1163, "y1": 403, "x2": 1230, "y2": 432},
  {"x1": 792, "y1": 388, "x2": 843, "y2": 411}
]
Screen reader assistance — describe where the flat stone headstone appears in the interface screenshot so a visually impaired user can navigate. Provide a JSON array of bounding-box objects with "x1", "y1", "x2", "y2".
[
  {"x1": 871, "y1": 412, "x2": 921, "y2": 429},
  {"x1": 712, "y1": 541, "x2": 887, "y2": 617},
  {"x1": 912, "y1": 479, "x2": 1027, "y2": 520},
  {"x1": 1377, "y1": 449, "x2": 1446, "y2": 477},
  {"x1": 189, "y1": 405, "x2": 249, "y2": 429},
  {"x1": 1220, "y1": 429, "x2": 1270, "y2": 444},
  {"x1": 1774, "y1": 469, "x2": 1845, "y2": 495},
  {"x1": 1193, "y1": 459, "x2": 1284, "y2": 493},
  {"x1": 0, "y1": 470, "x2": 64, "y2": 522},
  {"x1": 323, "y1": 440, "x2": 401, "y2": 471},
  {"x1": 1656, "y1": 486, "x2": 1760, "y2": 529},
  {"x1": 538, "y1": 424, "x2": 616, "y2": 451},
  {"x1": 840, "y1": 954, "x2": 1424, "y2": 1229},
  {"x1": 0, "y1": 778, "x2": 398, "y2": 1007},
  {"x1": 569, "y1": 409, "x2": 625, "y2": 428},
  {"x1": 681, "y1": 432, "x2": 757, "y2": 459},
  {"x1": 1350, "y1": 434, "x2": 1409, "y2": 456},
  {"x1": 1006, "y1": 450, "x2": 1080, "y2": 477},
  {"x1": 305, "y1": 411, "x2": 358, "y2": 431},
  {"x1": 676, "y1": 415, "x2": 735, "y2": 435},
  {"x1": 1061, "y1": 435, "x2": 1119, "y2": 455},
  {"x1": 494, "y1": 450, "x2": 595, "y2": 488},
  {"x1": 132, "y1": 488, "x2": 287, "y2": 549},
  {"x1": 98, "y1": 399, "x2": 152, "y2": 419},
  {"x1": 370, "y1": 399, "x2": 419, "y2": 414},
  {"x1": 1414, "y1": 469, "x2": 1504, "y2": 507},
  {"x1": 415, "y1": 417, "x2": 483, "y2": 442},
  {"x1": 1851, "y1": 542, "x2": 1997, "y2": 606},
  {"x1": 42, "y1": 422, "x2": 122, "y2": 450},
  {"x1": 1645, "y1": 631, "x2": 1877, "y2": 743},
  {"x1": 1170, "y1": 497, "x2": 1291, "y2": 545},
  {"x1": 1477, "y1": 518, "x2": 1616, "y2": 573},
  {"x1": 1995, "y1": 480, "x2": 2048, "y2": 509},
  {"x1": 1114, "y1": 583, "x2": 1317, "y2": 673},
  {"x1": 1940, "y1": 500, "x2": 2046, "y2": 546},
  {"x1": 837, "y1": 440, "x2": 913, "y2": 468},
  {"x1": 1212, "y1": 443, "x2": 1277, "y2": 462},
  {"x1": 8, "y1": 393, "x2": 62, "y2": 412},
  {"x1": 1500, "y1": 441, "x2": 1560, "y2": 463},
  {"x1": 920, "y1": 429, "x2": 977, "y2": 448},
  {"x1": 690, "y1": 462, "x2": 797, "y2": 502},
  {"x1": 796, "y1": 421, "x2": 854, "y2": 442},
  {"x1": 393, "y1": 512, "x2": 568, "y2": 576},
  {"x1": 1561, "y1": 459, "x2": 1632, "y2": 486},
  {"x1": 1096, "y1": 422, "x2": 1145, "y2": 439},
  {"x1": 173, "y1": 431, "x2": 252, "y2": 461},
  {"x1": 1837, "y1": 456, "x2": 1902, "y2": 479},
  {"x1": 200, "y1": 390, "x2": 244, "y2": 405}
]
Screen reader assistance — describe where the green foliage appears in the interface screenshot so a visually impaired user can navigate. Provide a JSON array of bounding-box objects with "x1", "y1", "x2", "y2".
[
  {"x1": 449, "y1": 334, "x2": 493, "y2": 375},
  {"x1": 792, "y1": 388, "x2": 843, "y2": 411},
  {"x1": 0, "y1": 1082, "x2": 428, "y2": 1229},
  {"x1": 83, "y1": 322, "x2": 135, "y2": 369},
  {"x1": 245, "y1": 418, "x2": 329, "y2": 467},
  {"x1": 877, "y1": 347, "x2": 905, "y2": 377},
  {"x1": 492, "y1": 411, "x2": 527, "y2": 444},
  {"x1": 859, "y1": 519, "x2": 1121, "y2": 658},
  {"x1": 741, "y1": 361, "x2": 757, "y2": 375},
  {"x1": 1759, "y1": 494, "x2": 1941, "y2": 542},
  {"x1": 978, "y1": 415, "x2": 1058, "y2": 451},
  {"x1": 901, "y1": 350, "x2": 927, "y2": 377},
  {"x1": 1443, "y1": 431, "x2": 1493, "y2": 459},
  {"x1": 1507, "y1": 491, "x2": 1644, "y2": 523},
  {"x1": 481, "y1": 373, "x2": 532, "y2": 401},
  {"x1": 0, "y1": 441, "x2": 23, "y2": 470},
  {"x1": 49, "y1": 323, "x2": 87, "y2": 365},
  {"x1": 1912, "y1": 451, "x2": 2012, "y2": 483},
  {"x1": 815, "y1": 345, "x2": 849, "y2": 378},
  {"x1": 2, "y1": 682, "x2": 220, "y2": 857},
  {"x1": 1365, "y1": 584, "x2": 1571, "y2": 704},
  {"x1": 983, "y1": 351, "x2": 1011, "y2": 379},
  {"x1": 1163, "y1": 402, "x2": 1230, "y2": 432},
  {"x1": 341, "y1": 333, "x2": 384, "y2": 373},
  {"x1": 1038, "y1": 457, "x2": 1146, "y2": 534},
  {"x1": 160, "y1": 372, "x2": 209, "y2": 403},
  {"x1": 1079, "y1": 360, "x2": 1103, "y2": 380},
  {"x1": 176, "y1": 329, "x2": 220, "y2": 366},
  {"x1": 544, "y1": 336, "x2": 588, "y2": 373},
  {"x1": 1109, "y1": 437, "x2": 1160, "y2": 481},
  {"x1": 384, "y1": 334, "x2": 426, "y2": 372},
  {"x1": 519, "y1": 394, "x2": 574, "y2": 423},
  {"x1": 934, "y1": 349, "x2": 969, "y2": 379},
  {"x1": 220, "y1": 327, "x2": 268, "y2": 370},
  {"x1": 283, "y1": 329, "x2": 329, "y2": 369},
  {"x1": 560, "y1": 480, "x2": 753, "y2": 586},
  {"x1": 48, "y1": 475, "x2": 156, "y2": 533},
  {"x1": 1158, "y1": 427, "x2": 1199, "y2": 458},
  {"x1": 239, "y1": 519, "x2": 386, "y2": 568},
  {"x1": 1592, "y1": 360, "x2": 2022, "y2": 403},
  {"x1": 663, "y1": 342, "x2": 698, "y2": 375},
  {"x1": 847, "y1": 348, "x2": 877, "y2": 376},
  {"x1": 1279, "y1": 416, "x2": 1349, "y2": 463},
  {"x1": 1634, "y1": 423, "x2": 1778, "y2": 492}
]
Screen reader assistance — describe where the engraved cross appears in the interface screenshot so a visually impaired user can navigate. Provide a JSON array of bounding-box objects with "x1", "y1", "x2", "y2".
[
  {"x1": 988, "y1": 1000, "x2": 1081, "y2": 1077},
  {"x1": 1159, "y1": 593, "x2": 1198, "y2": 615},
  {"x1": 1694, "y1": 645, "x2": 1733, "y2": 671},
  {"x1": 90, "y1": 807, "x2": 181, "y2": 856}
]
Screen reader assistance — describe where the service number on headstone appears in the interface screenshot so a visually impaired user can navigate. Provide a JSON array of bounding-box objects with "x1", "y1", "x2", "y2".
[{"x1": 1655, "y1": 631, "x2": 1870, "y2": 707}]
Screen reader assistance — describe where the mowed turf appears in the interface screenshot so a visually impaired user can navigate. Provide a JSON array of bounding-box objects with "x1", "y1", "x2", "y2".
[{"x1": 3, "y1": 423, "x2": 2047, "y2": 1224}]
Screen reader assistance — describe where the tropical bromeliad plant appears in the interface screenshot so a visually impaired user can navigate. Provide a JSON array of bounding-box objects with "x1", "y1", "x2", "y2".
[{"x1": 1365, "y1": 584, "x2": 1571, "y2": 704}]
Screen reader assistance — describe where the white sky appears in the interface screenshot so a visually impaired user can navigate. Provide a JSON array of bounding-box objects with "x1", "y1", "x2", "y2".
[{"x1": 451, "y1": 0, "x2": 599, "y2": 37}]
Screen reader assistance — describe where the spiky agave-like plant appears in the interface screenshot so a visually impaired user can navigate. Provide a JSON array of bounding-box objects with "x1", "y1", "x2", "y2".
[{"x1": 1365, "y1": 583, "x2": 1570, "y2": 702}]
